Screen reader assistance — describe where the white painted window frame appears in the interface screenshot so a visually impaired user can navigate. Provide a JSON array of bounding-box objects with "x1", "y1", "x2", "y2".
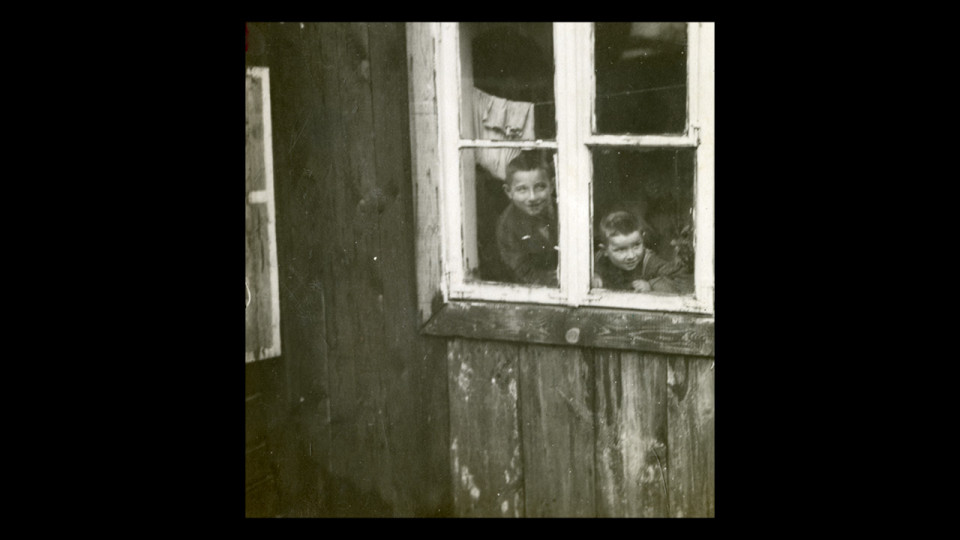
[
  {"x1": 246, "y1": 66, "x2": 282, "y2": 362},
  {"x1": 433, "y1": 22, "x2": 714, "y2": 314}
]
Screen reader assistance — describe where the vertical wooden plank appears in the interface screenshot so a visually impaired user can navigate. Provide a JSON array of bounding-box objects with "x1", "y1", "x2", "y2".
[
  {"x1": 594, "y1": 350, "x2": 669, "y2": 517},
  {"x1": 413, "y1": 336, "x2": 454, "y2": 516},
  {"x1": 246, "y1": 476, "x2": 280, "y2": 518},
  {"x1": 369, "y1": 22, "x2": 450, "y2": 516},
  {"x1": 519, "y1": 344, "x2": 596, "y2": 517},
  {"x1": 316, "y1": 22, "x2": 374, "y2": 515},
  {"x1": 406, "y1": 23, "x2": 443, "y2": 325},
  {"x1": 245, "y1": 68, "x2": 281, "y2": 362},
  {"x1": 448, "y1": 338, "x2": 524, "y2": 517},
  {"x1": 667, "y1": 356, "x2": 715, "y2": 517},
  {"x1": 260, "y1": 22, "x2": 335, "y2": 517},
  {"x1": 318, "y1": 22, "x2": 398, "y2": 516},
  {"x1": 245, "y1": 356, "x2": 287, "y2": 517}
]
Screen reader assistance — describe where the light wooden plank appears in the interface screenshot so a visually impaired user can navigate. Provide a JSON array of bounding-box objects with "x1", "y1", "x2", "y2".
[
  {"x1": 245, "y1": 202, "x2": 274, "y2": 361},
  {"x1": 245, "y1": 66, "x2": 282, "y2": 362},
  {"x1": 666, "y1": 356, "x2": 715, "y2": 517},
  {"x1": 447, "y1": 338, "x2": 524, "y2": 517},
  {"x1": 519, "y1": 344, "x2": 596, "y2": 517},
  {"x1": 406, "y1": 23, "x2": 444, "y2": 325},
  {"x1": 594, "y1": 350, "x2": 669, "y2": 517}
]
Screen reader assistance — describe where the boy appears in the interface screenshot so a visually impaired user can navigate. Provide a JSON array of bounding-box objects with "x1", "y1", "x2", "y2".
[
  {"x1": 496, "y1": 151, "x2": 558, "y2": 286},
  {"x1": 593, "y1": 210, "x2": 690, "y2": 293}
]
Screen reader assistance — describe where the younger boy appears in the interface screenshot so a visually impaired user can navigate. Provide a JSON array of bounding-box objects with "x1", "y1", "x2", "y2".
[
  {"x1": 496, "y1": 151, "x2": 558, "y2": 286},
  {"x1": 593, "y1": 210, "x2": 689, "y2": 293}
]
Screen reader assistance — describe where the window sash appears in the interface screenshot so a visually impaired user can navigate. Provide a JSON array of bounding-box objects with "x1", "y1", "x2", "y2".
[{"x1": 436, "y1": 22, "x2": 713, "y2": 314}]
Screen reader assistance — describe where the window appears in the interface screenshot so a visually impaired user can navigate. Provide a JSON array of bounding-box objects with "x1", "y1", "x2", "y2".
[
  {"x1": 246, "y1": 67, "x2": 282, "y2": 362},
  {"x1": 406, "y1": 23, "x2": 714, "y2": 354}
]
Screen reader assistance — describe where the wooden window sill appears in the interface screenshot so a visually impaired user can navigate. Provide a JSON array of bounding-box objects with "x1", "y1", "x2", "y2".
[{"x1": 422, "y1": 300, "x2": 714, "y2": 357}]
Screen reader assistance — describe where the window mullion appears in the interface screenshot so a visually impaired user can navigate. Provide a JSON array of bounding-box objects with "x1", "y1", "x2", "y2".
[{"x1": 554, "y1": 23, "x2": 593, "y2": 306}]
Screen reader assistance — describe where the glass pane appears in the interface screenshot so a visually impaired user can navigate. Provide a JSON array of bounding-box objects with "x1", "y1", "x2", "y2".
[
  {"x1": 591, "y1": 148, "x2": 695, "y2": 295},
  {"x1": 459, "y1": 23, "x2": 556, "y2": 140},
  {"x1": 595, "y1": 22, "x2": 687, "y2": 134},
  {"x1": 462, "y1": 148, "x2": 559, "y2": 288}
]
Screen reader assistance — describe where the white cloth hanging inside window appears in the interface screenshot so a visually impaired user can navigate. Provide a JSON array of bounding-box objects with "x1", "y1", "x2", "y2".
[{"x1": 473, "y1": 87, "x2": 536, "y2": 181}]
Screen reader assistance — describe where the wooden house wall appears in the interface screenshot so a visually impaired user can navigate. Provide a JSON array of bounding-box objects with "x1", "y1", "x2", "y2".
[
  {"x1": 245, "y1": 21, "x2": 451, "y2": 517},
  {"x1": 244, "y1": 22, "x2": 714, "y2": 518},
  {"x1": 448, "y1": 339, "x2": 714, "y2": 517}
]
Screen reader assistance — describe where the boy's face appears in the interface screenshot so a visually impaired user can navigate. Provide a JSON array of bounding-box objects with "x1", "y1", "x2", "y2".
[
  {"x1": 504, "y1": 169, "x2": 553, "y2": 217},
  {"x1": 603, "y1": 231, "x2": 645, "y2": 271}
]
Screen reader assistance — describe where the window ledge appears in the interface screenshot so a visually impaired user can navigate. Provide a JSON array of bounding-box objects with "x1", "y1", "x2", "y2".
[{"x1": 423, "y1": 300, "x2": 714, "y2": 357}]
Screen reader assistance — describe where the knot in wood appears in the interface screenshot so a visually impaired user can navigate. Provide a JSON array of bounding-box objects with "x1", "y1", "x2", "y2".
[{"x1": 565, "y1": 327, "x2": 581, "y2": 344}]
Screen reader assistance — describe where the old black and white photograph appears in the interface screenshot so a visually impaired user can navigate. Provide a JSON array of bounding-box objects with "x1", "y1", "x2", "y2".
[{"x1": 245, "y1": 21, "x2": 714, "y2": 518}]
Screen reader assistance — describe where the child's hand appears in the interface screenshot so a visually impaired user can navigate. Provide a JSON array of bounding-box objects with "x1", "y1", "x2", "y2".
[
  {"x1": 591, "y1": 274, "x2": 604, "y2": 288},
  {"x1": 632, "y1": 279, "x2": 651, "y2": 292}
]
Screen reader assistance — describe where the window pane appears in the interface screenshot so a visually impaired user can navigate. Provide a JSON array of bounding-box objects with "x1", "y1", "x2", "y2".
[
  {"x1": 462, "y1": 147, "x2": 559, "y2": 288},
  {"x1": 459, "y1": 23, "x2": 556, "y2": 140},
  {"x1": 591, "y1": 148, "x2": 695, "y2": 295},
  {"x1": 595, "y1": 22, "x2": 687, "y2": 134}
]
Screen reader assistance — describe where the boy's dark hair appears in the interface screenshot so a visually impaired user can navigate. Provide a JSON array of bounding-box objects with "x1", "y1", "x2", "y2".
[
  {"x1": 598, "y1": 210, "x2": 646, "y2": 244},
  {"x1": 505, "y1": 150, "x2": 553, "y2": 187}
]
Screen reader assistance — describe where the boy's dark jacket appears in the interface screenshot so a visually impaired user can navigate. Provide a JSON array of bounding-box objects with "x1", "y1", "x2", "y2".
[
  {"x1": 595, "y1": 249, "x2": 690, "y2": 292},
  {"x1": 496, "y1": 203, "x2": 558, "y2": 286}
]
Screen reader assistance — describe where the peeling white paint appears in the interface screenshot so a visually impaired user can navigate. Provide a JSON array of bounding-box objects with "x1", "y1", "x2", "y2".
[
  {"x1": 460, "y1": 465, "x2": 481, "y2": 502},
  {"x1": 451, "y1": 438, "x2": 459, "y2": 474},
  {"x1": 509, "y1": 378, "x2": 517, "y2": 401},
  {"x1": 501, "y1": 501, "x2": 509, "y2": 514},
  {"x1": 457, "y1": 362, "x2": 473, "y2": 394}
]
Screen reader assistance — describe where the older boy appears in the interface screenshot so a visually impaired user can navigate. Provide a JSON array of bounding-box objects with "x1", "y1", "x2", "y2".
[
  {"x1": 496, "y1": 152, "x2": 558, "y2": 286},
  {"x1": 593, "y1": 210, "x2": 690, "y2": 293}
]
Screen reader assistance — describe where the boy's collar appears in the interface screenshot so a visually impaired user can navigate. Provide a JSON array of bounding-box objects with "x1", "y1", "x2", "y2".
[{"x1": 510, "y1": 202, "x2": 556, "y2": 224}]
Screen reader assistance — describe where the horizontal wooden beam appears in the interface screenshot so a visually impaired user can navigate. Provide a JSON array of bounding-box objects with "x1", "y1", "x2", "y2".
[{"x1": 423, "y1": 301, "x2": 714, "y2": 357}]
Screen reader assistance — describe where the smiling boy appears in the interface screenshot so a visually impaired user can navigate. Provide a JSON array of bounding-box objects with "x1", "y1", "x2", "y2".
[
  {"x1": 593, "y1": 210, "x2": 687, "y2": 293},
  {"x1": 495, "y1": 151, "x2": 559, "y2": 286}
]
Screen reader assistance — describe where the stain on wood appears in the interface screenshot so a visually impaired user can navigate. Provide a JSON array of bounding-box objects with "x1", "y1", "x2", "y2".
[
  {"x1": 666, "y1": 357, "x2": 715, "y2": 517},
  {"x1": 447, "y1": 338, "x2": 524, "y2": 517},
  {"x1": 519, "y1": 344, "x2": 596, "y2": 517},
  {"x1": 594, "y1": 350, "x2": 668, "y2": 517}
]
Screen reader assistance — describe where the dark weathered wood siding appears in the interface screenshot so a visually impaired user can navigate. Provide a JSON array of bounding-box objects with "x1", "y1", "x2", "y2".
[
  {"x1": 245, "y1": 21, "x2": 451, "y2": 517},
  {"x1": 245, "y1": 22, "x2": 714, "y2": 518}
]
